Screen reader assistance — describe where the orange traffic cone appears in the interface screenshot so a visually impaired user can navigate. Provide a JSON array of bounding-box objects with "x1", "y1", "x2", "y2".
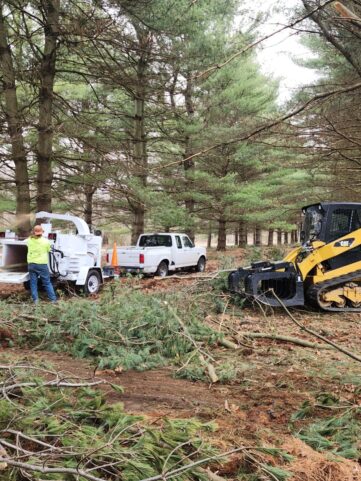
[{"x1": 111, "y1": 241, "x2": 119, "y2": 272}]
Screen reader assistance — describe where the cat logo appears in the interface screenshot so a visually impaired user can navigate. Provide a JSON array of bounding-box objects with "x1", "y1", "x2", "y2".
[{"x1": 334, "y1": 238, "x2": 354, "y2": 248}]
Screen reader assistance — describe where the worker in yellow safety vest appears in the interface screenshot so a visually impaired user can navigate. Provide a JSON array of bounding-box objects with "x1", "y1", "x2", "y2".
[{"x1": 26, "y1": 225, "x2": 57, "y2": 303}]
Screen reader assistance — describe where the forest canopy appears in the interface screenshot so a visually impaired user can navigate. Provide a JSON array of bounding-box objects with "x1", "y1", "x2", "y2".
[{"x1": 1, "y1": 0, "x2": 361, "y2": 249}]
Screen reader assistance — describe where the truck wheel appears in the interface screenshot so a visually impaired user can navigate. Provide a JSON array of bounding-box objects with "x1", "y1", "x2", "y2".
[
  {"x1": 83, "y1": 270, "x2": 102, "y2": 295},
  {"x1": 156, "y1": 261, "x2": 168, "y2": 277},
  {"x1": 196, "y1": 257, "x2": 206, "y2": 272}
]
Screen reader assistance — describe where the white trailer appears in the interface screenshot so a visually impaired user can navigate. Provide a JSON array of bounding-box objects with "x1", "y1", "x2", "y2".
[{"x1": 0, "y1": 212, "x2": 112, "y2": 295}]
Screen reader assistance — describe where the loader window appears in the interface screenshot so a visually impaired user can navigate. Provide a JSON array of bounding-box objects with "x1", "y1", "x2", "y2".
[
  {"x1": 302, "y1": 207, "x2": 323, "y2": 242},
  {"x1": 351, "y1": 209, "x2": 361, "y2": 231},
  {"x1": 329, "y1": 209, "x2": 352, "y2": 241}
]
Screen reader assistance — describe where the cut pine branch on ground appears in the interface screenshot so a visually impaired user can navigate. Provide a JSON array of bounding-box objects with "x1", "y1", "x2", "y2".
[{"x1": 0, "y1": 365, "x2": 297, "y2": 481}]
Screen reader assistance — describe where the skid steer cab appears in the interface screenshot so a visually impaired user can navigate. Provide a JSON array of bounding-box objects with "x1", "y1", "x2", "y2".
[
  {"x1": 0, "y1": 212, "x2": 113, "y2": 295},
  {"x1": 228, "y1": 202, "x2": 361, "y2": 312}
]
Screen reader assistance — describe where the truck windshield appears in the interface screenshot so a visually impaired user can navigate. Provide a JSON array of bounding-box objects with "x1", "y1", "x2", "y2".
[
  {"x1": 139, "y1": 235, "x2": 172, "y2": 247},
  {"x1": 302, "y1": 206, "x2": 324, "y2": 243}
]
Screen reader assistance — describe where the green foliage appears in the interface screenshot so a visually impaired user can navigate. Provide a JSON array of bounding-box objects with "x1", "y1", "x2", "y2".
[
  {"x1": 244, "y1": 246, "x2": 262, "y2": 263},
  {"x1": 176, "y1": 359, "x2": 251, "y2": 383},
  {"x1": 291, "y1": 393, "x2": 361, "y2": 459},
  {"x1": 0, "y1": 368, "x2": 216, "y2": 481},
  {"x1": 259, "y1": 464, "x2": 293, "y2": 480},
  {"x1": 234, "y1": 446, "x2": 294, "y2": 480},
  {"x1": 148, "y1": 192, "x2": 192, "y2": 231},
  {"x1": 267, "y1": 246, "x2": 286, "y2": 261},
  {"x1": 297, "y1": 412, "x2": 361, "y2": 459},
  {"x1": 0, "y1": 196, "x2": 16, "y2": 213},
  {"x1": 8, "y1": 285, "x2": 222, "y2": 371},
  {"x1": 257, "y1": 448, "x2": 294, "y2": 463},
  {"x1": 290, "y1": 400, "x2": 314, "y2": 421},
  {"x1": 0, "y1": 367, "x2": 295, "y2": 481}
]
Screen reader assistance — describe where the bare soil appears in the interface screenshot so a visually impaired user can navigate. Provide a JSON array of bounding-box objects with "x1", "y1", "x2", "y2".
[{"x1": 0, "y1": 283, "x2": 25, "y2": 299}]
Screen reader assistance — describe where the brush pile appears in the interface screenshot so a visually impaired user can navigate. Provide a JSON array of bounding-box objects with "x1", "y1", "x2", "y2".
[
  {"x1": 4, "y1": 285, "x2": 222, "y2": 372},
  {"x1": 0, "y1": 364, "x2": 217, "y2": 481}
]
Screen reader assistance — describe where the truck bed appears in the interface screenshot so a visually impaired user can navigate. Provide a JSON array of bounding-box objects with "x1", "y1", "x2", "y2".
[{"x1": 0, "y1": 271, "x2": 29, "y2": 284}]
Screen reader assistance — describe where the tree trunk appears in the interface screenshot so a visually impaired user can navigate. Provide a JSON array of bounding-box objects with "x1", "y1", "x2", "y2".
[
  {"x1": 84, "y1": 189, "x2": 94, "y2": 229},
  {"x1": 132, "y1": 83, "x2": 146, "y2": 231},
  {"x1": 183, "y1": 73, "x2": 195, "y2": 243},
  {"x1": 234, "y1": 228, "x2": 238, "y2": 246},
  {"x1": 238, "y1": 221, "x2": 247, "y2": 247},
  {"x1": 254, "y1": 226, "x2": 261, "y2": 246},
  {"x1": 284, "y1": 232, "x2": 289, "y2": 244},
  {"x1": 81, "y1": 110, "x2": 97, "y2": 230},
  {"x1": 302, "y1": 0, "x2": 361, "y2": 77},
  {"x1": 36, "y1": 0, "x2": 60, "y2": 213},
  {"x1": 207, "y1": 232, "x2": 212, "y2": 248},
  {"x1": 131, "y1": 207, "x2": 145, "y2": 244},
  {"x1": 217, "y1": 218, "x2": 226, "y2": 251},
  {"x1": 268, "y1": 229, "x2": 274, "y2": 246},
  {"x1": 0, "y1": 5, "x2": 31, "y2": 235},
  {"x1": 130, "y1": 27, "x2": 148, "y2": 243},
  {"x1": 277, "y1": 230, "x2": 282, "y2": 245}
]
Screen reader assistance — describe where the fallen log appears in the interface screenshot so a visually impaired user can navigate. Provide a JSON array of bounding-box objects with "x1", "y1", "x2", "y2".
[
  {"x1": 199, "y1": 354, "x2": 219, "y2": 383},
  {"x1": 219, "y1": 338, "x2": 239, "y2": 350},
  {"x1": 198, "y1": 467, "x2": 227, "y2": 481},
  {"x1": 0, "y1": 445, "x2": 7, "y2": 470},
  {"x1": 242, "y1": 332, "x2": 333, "y2": 349}
]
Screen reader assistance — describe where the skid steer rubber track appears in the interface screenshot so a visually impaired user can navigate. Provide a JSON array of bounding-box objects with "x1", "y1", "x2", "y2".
[{"x1": 306, "y1": 269, "x2": 361, "y2": 312}]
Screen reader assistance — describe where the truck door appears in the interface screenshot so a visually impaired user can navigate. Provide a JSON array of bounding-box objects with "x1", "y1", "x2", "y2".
[
  {"x1": 181, "y1": 235, "x2": 197, "y2": 265},
  {"x1": 172, "y1": 235, "x2": 186, "y2": 267}
]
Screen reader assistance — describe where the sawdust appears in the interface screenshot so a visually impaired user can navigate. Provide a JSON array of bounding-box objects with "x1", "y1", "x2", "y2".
[{"x1": 283, "y1": 437, "x2": 361, "y2": 481}]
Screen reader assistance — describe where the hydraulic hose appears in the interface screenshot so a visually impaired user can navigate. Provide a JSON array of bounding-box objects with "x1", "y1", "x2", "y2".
[{"x1": 49, "y1": 248, "x2": 64, "y2": 278}]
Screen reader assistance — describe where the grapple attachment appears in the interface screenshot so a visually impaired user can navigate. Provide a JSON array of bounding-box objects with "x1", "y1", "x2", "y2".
[{"x1": 228, "y1": 261, "x2": 305, "y2": 307}]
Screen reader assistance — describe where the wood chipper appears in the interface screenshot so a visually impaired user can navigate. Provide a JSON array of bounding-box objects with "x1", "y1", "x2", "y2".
[{"x1": 0, "y1": 212, "x2": 113, "y2": 295}]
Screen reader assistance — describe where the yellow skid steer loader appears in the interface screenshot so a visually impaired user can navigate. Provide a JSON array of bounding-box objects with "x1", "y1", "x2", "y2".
[{"x1": 228, "y1": 202, "x2": 361, "y2": 311}]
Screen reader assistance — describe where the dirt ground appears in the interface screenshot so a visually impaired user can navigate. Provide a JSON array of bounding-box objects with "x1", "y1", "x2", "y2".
[{"x1": 1, "y1": 248, "x2": 361, "y2": 479}]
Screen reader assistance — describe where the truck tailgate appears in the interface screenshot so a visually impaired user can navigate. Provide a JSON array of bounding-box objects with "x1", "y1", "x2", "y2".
[
  {"x1": 0, "y1": 271, "x2": 29, "y2": 284},
  {"x1": 116, "y1": 248, "x2": 142, "y2": 267}
]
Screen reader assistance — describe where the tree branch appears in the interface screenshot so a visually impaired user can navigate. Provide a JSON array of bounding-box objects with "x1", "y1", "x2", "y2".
[
  {"x1": 156, "y1": 80, "x2": 361, "y2": 171},
  {"x1": 195, "y1": 0, "x2": 336, "y2": 79}
]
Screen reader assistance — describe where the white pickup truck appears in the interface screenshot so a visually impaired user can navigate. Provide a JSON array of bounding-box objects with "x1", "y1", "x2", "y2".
[{"x1": 107, "y1": 233, "x2": 206, "y2": 277}]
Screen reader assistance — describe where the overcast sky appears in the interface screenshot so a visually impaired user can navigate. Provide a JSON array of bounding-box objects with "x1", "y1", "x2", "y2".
[{"x1": 250, "y1": 0, "x2": 320, "y2": 102}]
